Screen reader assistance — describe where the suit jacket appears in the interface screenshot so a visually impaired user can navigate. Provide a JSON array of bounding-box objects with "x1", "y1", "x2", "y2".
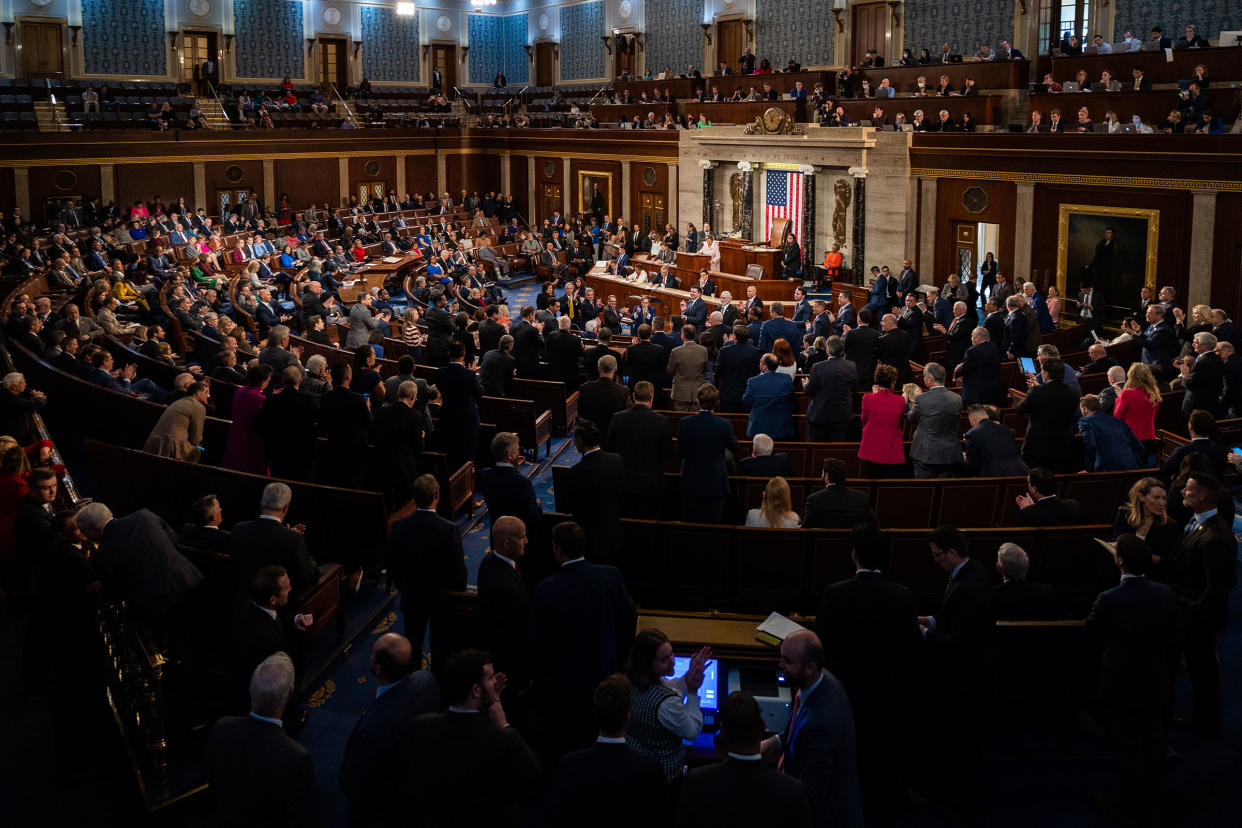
[
  {"x1": 743, "y1": 371, "x2": 795, "y2": 438},
  {"x1": 678, "y1": 757, "x2": 810, "y2": 828},
  {"x1": 1085, "y1": 576, "x2": 1182, "y2": 711},
  {"x1": 684, "y1": 297, "x2": 708, "y2": 330},
  {"x1": 92, "y1": 509, "x2": 202, "y2": 622},
  {"x1": 739, "y1": 452, "x2": 794, "y2": 478},
  {"x1": 943, "y1": 315, "x2": 975, "y2": 367},
  {"x1": 1184, "y1": 350, "x2": 1225, "y2": 414},
  {"x1": 142, "y1": 395, "x2": 205, "y2": 462},
  {"x1": 829, "y1": 304, "x2": 856, "y2": 337},
  {"x1": 842, "y1": 326, "x2": 879, "y2": 389},
  {"x1": 408, "y1": 712, "x2": 539, "y2": 825},
  {"x1": 1134, "y1": 321, "x2": 1177, "y2": 370},
  {"x1": 577, "y1": 377, "x2": 631, "y2": 439},
  {"x1": 805, "y1": 358, "x2": 858, "y2": 425},
  {"x1": 994, "y1": 579, "x2": 1065, "y2": 621},
  {"x1": 434, "y1": 361, "x2": 483, "y2": 448},
  {"x1": 801, "y1": 485, "x2": 875, "y2": 529},
  {"x1": 582, "y1": 344, "x2": 622, "y2": 382},
  {"x1": 511, "y1": 320, "x2": 544, "y2": 377},
  {"x1": 230, "y1": 517, "x2": 319, "y2": 604},
  {"x1": 560, "y1": 741, "x2": 671, "y2": 828},
  {"x1": 346, "y1": 303, "x2": 379, "y2": 349},
  {"x1": 1079, "y1": 411, "x2": 1144, "y2": 472},
  {"x1": 1165, "y1": 513, "x2": 1237, "y2": 631},
  {"x1": 667, "y1": 341, "x2": 709, "y2": 404},
  {"x1": 925, "y1": 558, "x2": 996, "y2": 698},
  {"x1": 607, "y1": 404, "x2": 673, "y2": 496},
  {"x1": 714, "y1": 341, "x2": 762, "y2": 409},
  {"x1": 963, "y1": 419, "x2": 1027, "y2": 476},
  {"x1": 476, "y1": 551, "x2": 530, "y2": 686},
  {"x1": 955, "y1": 341, "x2": 1003, "y2": 406},
  {"x1": 1017, "y1": 495, "x2": 1083, "y2": 526},
  {"x1": 475, "y1": 463, "x2": 541, "y2": 535},
  {"x1": 562, "y1": 450, "x2": 626, "y2": 561},
  {"x1": 205, "y1": 715, "x2": 315, "y2": 828},
  {"x1": 874, "y1": 330, "x2": 912, "y2": 385},
  {"x1": 759, "y1": 316, "x2": 802, "y2": 353},
  {"x1": 478, "y1": 349, "x2": 516, "y2": 397},
  {"x1": 677, "y1": 410, "x2": 740, "y2": 498},
  {"x1": 226, "y1": 601, "x2": 286, "y2": 714},
  {"x1": 389, "y1": 509, "x2": 466, "y2": 616},
  {"x1": 624, "y1": 340, "x2": 667, "y2": 392},
  {"x1": 545, "y1": 329, "x2": 585, "y2": 389},
  {"x1": 531, "y1": 561, "x2": 637, "y2": 708},
  {"x1": 370, "y1": 401, "x2": 425, "y2": 494},
  {"x1": 776, "y1": 670, "x2": 863, "y2": 828},
  {"x1": 909, "y1": 386, "x2": 963, "y2": 465},
  {"x1": 1017, "y1": 379, "x2": 1081, "y2": 463}
]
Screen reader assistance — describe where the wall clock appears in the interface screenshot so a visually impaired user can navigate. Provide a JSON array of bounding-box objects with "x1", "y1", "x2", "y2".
[
  {"x1": 29, "y1": 0, "x2": 55, "y2": 7},
  {"x1": 436, "y1": 15, "x2": 452, "y2": 33},
  {"x1": 539, "y1": 13, "x2": 549, "y2": 31},
  {"x1": 544, "y1": 161, "x2": 555, "y2": 178},
  {"x1": 187, "y1": 0, "x2": 211, "y2": 18},
  {"x1": 619, "y1": 1, "x2": 632, "y2": 20},
  {"x1": 323, "y1": 6, "x2": 342, "y2": 26}
]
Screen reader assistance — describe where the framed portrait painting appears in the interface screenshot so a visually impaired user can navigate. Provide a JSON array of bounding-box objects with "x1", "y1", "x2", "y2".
[
  {"x1": 1056, "y1": 204, "x2": 1159, "y2": 307},
  {"x1": 577, "y1": 170, "x2": 614, "y2": 220}
]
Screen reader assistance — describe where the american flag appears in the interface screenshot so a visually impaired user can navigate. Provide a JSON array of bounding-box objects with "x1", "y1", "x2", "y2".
[{"x1": 764, "y1": 169, "x2": 804, "y2": 245}]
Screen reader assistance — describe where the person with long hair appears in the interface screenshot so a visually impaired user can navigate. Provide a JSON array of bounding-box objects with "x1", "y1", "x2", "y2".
[
  {"x1": 772, "y1": 338, "x2": 797, "y2": 375},
  {"x1": 745, "y1": 476, "x2": 800, "y2": 527},
  {"x1": 1113, "y1": 362, "x2": 1161, "y2": 459},
  {"x1": 860, "y1": 363, "x2": 907, "y2": 477},
  {"x1": 222, "y1": 363, "x2": 272, "y2": 474},
  {"x1": 1111, "y1": 476, "x2": 1180, "y2": 576},
  {"x1": 0, "y1": 443, "x2": 31, "y2": 600},
  {"x1": 350, "y1": 345, "x2": 385, "y2": 402},
  {"x1": 624, "y1": 628, "x2": 711, "y2": 784}
]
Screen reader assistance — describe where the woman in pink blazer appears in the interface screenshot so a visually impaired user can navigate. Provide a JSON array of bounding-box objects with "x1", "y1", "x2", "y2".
[
  {"x1": 859, "y1": 363, "x2": 908, "y2": 476},
  {"x1": 222, "y1": 363, "x2": 272, "y2": 475}
]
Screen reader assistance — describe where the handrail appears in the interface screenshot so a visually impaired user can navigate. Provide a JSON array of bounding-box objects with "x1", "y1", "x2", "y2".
[
  {"x1": 206, "y1": 80, "x2": 232, "y2": 125},
  {"x1": 452, "y1": 87, "x2": 474, "y2": 114},
  {"x1": 585, "y1": 79, "x2": 614, "y2": 107},
  {"x1": 331, "y1": 84, "x2": 356, "y2": 122},
  {"x1": 0, "y1": 343, "x2": 84, "y2": 504}
]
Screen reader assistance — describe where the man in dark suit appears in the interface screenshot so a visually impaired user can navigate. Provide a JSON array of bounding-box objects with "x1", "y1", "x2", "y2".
[
  {"x1": 339, "y1": 633, "x2": 441, "y2": 828},
  {"x1": 993, "y1": 542, "x2": 1064, "y2": 619},
  {"x1": 1124, "y1": 304, "x2": 1177, "y2": 378},
  {"x1": 739, "y1": 434, "x2": 794, "y2": 477},
  {"x1": 679, "y1": 690, "x2": 811, "y2": 827},
  {"x1": 479, "y1": 335, "x2": 517, "y2": 397},
  {"x1": 1085, "y1": 536, "x2": 1182, "y2": 822},
  {"x1": 909, "y1": 363, "x2": 964, "y2": 478},
  {"x1": 759, "y1": 302, "x2": 801, "y2": 353},
  {"x1": 684, "y1": 286, "x2": 709, "y2": 333},
  {"x1": 1016, "y1": 357, "x2": 1081, "y2": 472},
  {"x1": 229, "y1": 483, "x2": 319, "y2": 606},
  {"x1": 955, "y1": 327, "x2": 1004, "y2": 406},
  {"x1": 875, "y1": 314, "x2": 912, "y2": 386},
  {"x1": 761, "y1": 630, "x2": 863, "y2": 828},
  {"x1": 677, "y1": 384, "x2": 740, "y2": 523},
  {"x1": 476, "y1": 517, "x2": 532, "y2": 702},
  {"x1": 607, "y1": 381, "x2": 673, "y2": 518},
  {"x1": 938, "y1": 301, "x2": 975, "y2": 368},
  {"x1": 827, "y1": 297, "x2": 854, "y2": 338},
  {"x1": 511, "y1": 307, "x2": 545, "y2": 378},
  {"x1": 962, "y1": 404, "x2": 1027, "y2": 477},
  {"x1": 714, "y1": 325, "x2": 762, "y2": 412},
  {"x1": 843, "y1": 309, "x2": 880, "y2": 390},
  {"x1": 408, "y1": 650, "x2": 539, "y2": 823},
  {"x1": 917, "y1": 526, "x2": 995, "y2": 823},
  {"x1": 1182, "y1": 332, "x2": 1225, "y2": 416},
  {"x1": 556, "y1": 674, "x2": 671, "y2": 826},
  {"x1": 226, "y1": 566, "x2": 311, "y2": 714},
  {"x1": 475, "y1": 431, "x2": 542, "y2": 537},
  {"x1": 1160, "y1": 408, "x2": 1229, "y2": 480},
  {"x1": 256, "y1": 368, "x2": 321, "y2": 483},
  {"x1": 814, "y1": 524, "x2": 918, "y2": 828},
  {"x1": 581, "y1": 328, "x2": 622, "y2": 382},
  {"x1": 389, "y1": 475, "x2": 467, "y2": 671},
  {"x1": 1166, "y1": 474, "x2": 1236, "y2": 736},
  {"x1": 1014, "y1": 467, "x2": 1083, "y2": 525},
  {"x1": 530, "y1": 521, "x2": 637, "y2": 757},
  {"x1": 802, "y1": 458, "x2": 876, "y2": 529},
  {"x1": 743, "y1": 354, "x2": 796, "y2": 440},
  {"x1": 545, "y1": 315, "x2": 585, "y2": 390},
  {"x1": 561, "y1": 421, "x2": 626, "y2": 563},
  {"x1": 1079, "y1": 395, "x2": 1145, "y2": 472},
  {"x1": 369, "y1": 379, "x2": 426, "y2": 508},
  {"x1": 477, "y1": 306, "x2": 507, "y2": 355},
  {"x1": 172, "y1": 493, "x2": 229, "y2": 554},
  {"x1": 625, "y1": 323, "x2": 667, "y2": 402},
  {"x1": 206, "y1": 653, "x2": 315, "y2": 828},
  {"x1": 804, "y1": 336, "x2": 857, "y2": 441},
  {"x1": 435, "y1": 341, "x2": 484, "y2": 470},
  {"x1": 576, "y1": 355, "x2": 631, "y2": 440}
]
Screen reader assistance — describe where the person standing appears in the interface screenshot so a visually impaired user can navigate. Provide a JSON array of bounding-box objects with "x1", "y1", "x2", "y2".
[
  {"x1": 804, "y1": 336, "x2": 857, "y2": 441},
  {"x1": 434, "y1": 341, "x2": 484, "y2": 470},
  {"x1": 607, "y1": 381, "x2": 673, "y2": 519},
  {"x1": 676, "y1": 384, "x2": 740, "y2": 523},
  {"x1": 561, "y1": 420, "x2": 626, "y2": 564},
  {"x1": 908, "y1": 363, "x2": 964, "y2": 477},
  {"x1": 668, "y1": 325, "x2": 709, "y2": 412}
]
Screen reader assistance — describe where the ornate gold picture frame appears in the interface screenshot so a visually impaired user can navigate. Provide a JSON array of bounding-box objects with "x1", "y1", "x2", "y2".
[
  {"x1": 1056, "y1": 203, "x2": 1159, "y2": 301},
  {"x1": 577, "y1": 170, "x2": 615, "y2": 218}
]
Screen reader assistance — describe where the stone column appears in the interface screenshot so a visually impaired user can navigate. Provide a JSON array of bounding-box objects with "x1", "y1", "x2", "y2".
[
  {"x1": 918, "y1": 177, "x2": 937, "y2": 281},
  {"x1": 500, "y1": 153, "x2": 512, "y2": 199},
  {"x1": 1013, "y1": 182, "x2": 1035, "y2": 281},
  {"x1": 698, "y1": 159, "x2": 716, "y2": 231},
  {"x1": 100, "y1": 165, "x2": 116, "y2": 204},
  {"x1": 738, "y1": 161, "x2": 755, "y2": 240},
  {"x1": 1188, "y1": 190, "x2": 1218, "y2": 307},
  {"x1": 262, "y1": 160, "x2": 275, "y2": 209},
  {"x1": 435, "y1": 154, "x2": 447, "y2": 197},
  {"x1": 620, "y1": 160, "x2": 631, "y2": 223},
  {"x1": 13, "y1": 167, "x2": 30, "y2": 218},
  {"x1": 396, "y1": 154, "x2": 408, "y2": 197},
  {"x1": 799, "y1": 164, "x2": 817, "y2": 278},
  {"x1": 563, "y1": 163, "x2": 572, "y2": 217},
  {"x1": 526, "y1": 155, "x2": 536, "y2": 222},
  {"x1": 339, "y1": 158, "x2": 351, "y2": 205},
  {"x1": 848, "y1": 166, "x2": 867, "y2": 284},
  {"x1": 667, "y1": 163, "x2": 678, "y2": 232},
  {"x1": 192, "y1": 162, "x2": 207, "y2": 210}
]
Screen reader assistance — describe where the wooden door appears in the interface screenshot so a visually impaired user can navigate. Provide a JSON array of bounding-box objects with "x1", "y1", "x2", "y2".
[
  {"x1": 535, "y1": 43, "x2": 556, "y2": 86},
  {"x1": 20, "y1": 22, "x2": 63, "y2": 78},
  {"x1": 850, "y1": 2, "x2": 887, "y2": 68},
  {"x1": 716, "y1": 20, "x2": 745, "y2": 74},
  {"x1": 217, "y1": 189, "x2": 255, "y2": 218},
  {"x1": 952, "y1": 221, "x2": 978, "y2": 282},
  {"x1": 319, "y1": 38, "x2": 348, "y2": 96},
  {"x1": 614, "y1": 36, "x2": 635, "y2": 79},
  {"x1": 639, "y1": 192, "x2": 665, "y2": 235},
  {"x1": 540, "y1": 183, "x2": 561, "y2": 223},
  {"x1": 358, "y1": 181, "x2": 386, "y2": 205},
  {"x1": 183, "y1": 32, "x2": 216, "y2": 91},
  {"x1": 432, "y1": 44, "x2": 457, "y2": 97}
]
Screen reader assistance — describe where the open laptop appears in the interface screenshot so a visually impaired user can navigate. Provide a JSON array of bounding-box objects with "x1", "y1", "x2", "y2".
[
  {"x1": 900, "y1": 123, "x2": 914, "y2": 132},
  {"x1": 1090, "y1": 82, "x2": 1109, "y2": 92},
  {"x1": 1063, "y1": 81, "x2": 1080, "y2": 92},
  {"x1": 1030, "y1": 82, "x2": 1050, "y2": 94}
]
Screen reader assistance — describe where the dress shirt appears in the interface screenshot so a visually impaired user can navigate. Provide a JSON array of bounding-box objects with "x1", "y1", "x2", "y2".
[
  {"x1": 655, "y1": 676, "x2": 703, "y2": 740},
  {"x1": 250, "y1": 712, "x2": 284, "y2": 727},
  {"x1": 1185, "y1": 508, "x2": 1218, "y2": 535},
  {"x1": 923, "y1": 558, "x2": 969, "y2": 634},
  {"x1": 598, "y1": 736, "x2": 627, "y2": 744}
]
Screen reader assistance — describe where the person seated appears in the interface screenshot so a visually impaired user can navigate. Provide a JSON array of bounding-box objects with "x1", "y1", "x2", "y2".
[
  {"x1": 1078, "y1": 395, "x2": 1145, "y2": 472},
  {"x1": 745, "y1": 476, "x2": 800, "y2": 527},
  {"x1": 993, "y1": 543, "x2": 1064, "y2": 619},
  {"x1": 1013, "y1": 467, "x2": 1083, "y2": 526},
  {"x1": 1073, "y1": 107, "x2": 1095, "y2": 133},
  {"x1": 1176, "y1": 25, "x2": 1209, "y2": 49},
  {"x1": 738, "y1": 433, "x2": 794, "y2": 478},
  {"x1": 935, "y1": 75, "x2": 954, "y2": 96}
]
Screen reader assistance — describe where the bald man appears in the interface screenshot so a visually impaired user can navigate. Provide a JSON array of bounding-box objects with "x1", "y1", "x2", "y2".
[
  {"x1": 476, "y1": 516, "x2": 532, "y2": 698},
  {"x1": 761, "y1": 630, "x2": 862, "y2": 828},
  {"x1": 339, "y1": 632, "x2": 442, "y2": 827}
]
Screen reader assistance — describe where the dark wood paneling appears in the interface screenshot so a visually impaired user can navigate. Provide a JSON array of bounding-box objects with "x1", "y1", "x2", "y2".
[
  {"x1": 934, "y1": 178, "x2": 1017, "y2": 286},
  {"x1": 406, "y1": 155, "x2": 437, "y2": 197},
  {"x1": 0, "y1": 167, "x2": 15, "y2": 217},
  {"x1": 347, "y1": 155, "x2": 397, "y2": 194},
  {"x1": 569, "y1": 158, "x2": 622, "y2": 220},
  {"x1": 116, "y1": 163, "x2": 193, "y2": 213},
  {"x1": 509, "y1": 154, "x2": 529, "y2": 218},
  {"x1": 29, "y1": 166, "x2": 101, "y2": 221},
  {"x1": 275, "y1": 159, "x2": 339, "y2": 211},
  {"x1": 629, "y1": 161, "x2": 669, "y2": 230},
  {"x1": 1211, "y1": 193, "x2": 1242, "y2": 322},
  {"x1": 534, "y1": 155, "x2": 565, "y2": 215},
  {"x1": 204, "y1": 160, "x2": 264, "y2": 207},
  {"x1": 444, "y1": 152, "x2": 502, "y2": 198}
]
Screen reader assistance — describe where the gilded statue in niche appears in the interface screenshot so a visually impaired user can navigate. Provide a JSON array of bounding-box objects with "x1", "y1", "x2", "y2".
[
  {"x1": 729, "y1": 172, "x2": 744, "y2": 231},
  {"x1": 832, "y1": 178, "x2": 852, "y2": 247}
]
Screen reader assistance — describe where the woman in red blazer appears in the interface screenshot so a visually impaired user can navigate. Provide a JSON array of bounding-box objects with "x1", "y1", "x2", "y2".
[{"x1": 859, "y1": 363, "x2": 908, "y2": 476}]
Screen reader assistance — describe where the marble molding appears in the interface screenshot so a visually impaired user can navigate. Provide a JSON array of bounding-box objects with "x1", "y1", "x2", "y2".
[{"x1": 800, "y1": 164, "x2": 816, "y2": 277}]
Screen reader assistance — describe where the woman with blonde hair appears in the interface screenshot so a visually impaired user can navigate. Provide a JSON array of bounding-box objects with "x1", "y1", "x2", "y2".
[
  {"x1": 1173, "y1": 303, "x2": 1213, "y2": 352},
  {"x1": 1114, "y1": 362, "x2": 1161, "y2": 458},
  {"x1": 402, "y1": 306, "x2": 425, "y2": 361},
  {"x1": 745, "y1": 475, "x2": 800, "y2": 527},
  {"x1": 1111, "y1": 477, "x2": 1179, "y2": 575}
]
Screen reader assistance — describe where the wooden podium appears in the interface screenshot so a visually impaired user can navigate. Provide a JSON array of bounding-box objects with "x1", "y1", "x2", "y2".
[
  {"x1": 719, "y1": 238, "x2": 781, "y2": 279},
  {"x1": 677, "y1": 251, "x2": 711, "y2": 273}
]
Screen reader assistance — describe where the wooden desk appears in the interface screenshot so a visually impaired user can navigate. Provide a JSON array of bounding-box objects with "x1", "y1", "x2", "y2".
[
  {"x1": 583, "y1": 268, "x2": 724, "y2": 323},
  {"x1": 709, "y1": 70, "x2": 836, "y2": 99},
  {"x1": 719, "y1": 239, "x2": 782, "y2": 279},
  {"x1": 612, "y1": 77, "x2": 702, "y2": 102},
  {"x1": 630, "y1": 254, "x2": 800, "y2": 307},
  {"x1": 686, "y1": 99, "x2": 808, "y2": 124},
  {"x1": 835, "y1": 94, "x2": 1003, "y2": 125},
  {"x1": 1048, "y1": 45, "x2": 1242, "y2": 86},
  {"x1": 855, "y1": 59, "x2": 1031, "y2": 92},
  {"x1": 1027, "y1": 88, "x2": 1240, "y2": 125},
  {"x1": 638, "y1": 610, "x2": 780, "y2": 662},
  {"x1": 594, "y1": 102, "x2": 678, "y2": 123},
  {"x1": 678, "y1": 251, "x2": 711, "y2": 273},
  {"x1": 337, "y1": 254, "x2": 421, "y2": 302}
]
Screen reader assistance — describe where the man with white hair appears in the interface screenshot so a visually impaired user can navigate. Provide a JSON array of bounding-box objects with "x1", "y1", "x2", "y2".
[
  {"x1": 1182, "y1": 331, "x2": 1224, "y2": 417},
  {"x1": 738, "y1": 433, "x2": 794, "y2": 477},
  {"x1": 229, "y1": 482, "x2": 319, "y2": 607},
  {"x1": 206, "y1": 652, "x2": 316, "y2": 827},
  {"x1": 1, "y1": 372, "x2": 47, "y2": 443},
  {"x1": 1022, "y1": 281, "x2": 1055, "y2": 334},
  {"x1": 1098, "y1": 364, "x2": 1127, "y2": 413},
  {"x1": 1079, "y1": 342, "x2": 1118, "y2": 375},
  {"x1": 993, "y1": 543, "x2": 1063, "y2": 620}
]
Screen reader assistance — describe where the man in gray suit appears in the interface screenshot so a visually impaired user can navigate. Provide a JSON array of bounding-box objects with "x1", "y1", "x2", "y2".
[
  {"x1": 804, "y1": 336, "x2": 858, "y2": 441},
  {"x1": 345, "y1": 292, "x2": 379, "y2": 349},
  {"x1": 667, "y1": 325, "x2": 709, "y2": 411},
  {"x1": 909, "y1": 362, "x2": 964, "y2": 478}
]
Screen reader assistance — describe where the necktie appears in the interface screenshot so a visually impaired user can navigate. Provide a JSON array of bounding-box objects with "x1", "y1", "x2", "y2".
[
  {"x1": 1184, "y1": 516, "x2": 1199, "y2": 538},
  {"x1": 778, "y1": 689, "x2": 802, "y2": 770}
]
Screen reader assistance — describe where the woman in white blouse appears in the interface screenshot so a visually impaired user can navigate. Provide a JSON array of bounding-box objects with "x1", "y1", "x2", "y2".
[
  {"x1": 700, "y1": 233, "x2": 721, "y2": 272},
  {"x1": 625, "y1": 629, "x2": 712, "y2": 782},
  {"x1": 745, "y1": 476, "x2": 801, "y2": 527}
]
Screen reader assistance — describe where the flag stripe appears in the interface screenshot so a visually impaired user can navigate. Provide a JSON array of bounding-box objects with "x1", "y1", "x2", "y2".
[{"x1": 764, "y1": 170, "x2": 803, "y2": 246}]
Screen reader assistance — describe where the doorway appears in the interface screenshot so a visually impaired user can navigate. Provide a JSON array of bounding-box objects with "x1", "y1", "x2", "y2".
[
  {"x1": 319, "y1": 37, "x2": 348, "y2": 97},
  {"x1": 431, "y1": 44, "x2": 457, "y2": 97},
  {"x1": 715, "y1": 20, "x2": 744, "y2": 74},
  {"x1": 639, "y1": 192, "x2": 665, "y2": 235},
  {"x1": 540, "y1": 182, "x2": 562, "y2": 223},
  {"x1": 535, "y1": 43, "x2": 556, "y2": 86},
  {"x1": 358, "y1": 181, "x2": 386, "y2": 206},
  {"x1": 182, "y1": 31, "x2": 217, "y2": 93},
  {"x1": 20, "y1": 22, "x2": 64, "y2": 78},
  {"x1": 614, "y1": 34, "x2": 635, "y2": 79},
  {"x1": 952, "y1": 220, "x2": 1000, "y2": 304},
  {"x1": 850, "y1": 2, "x2": 887, "y2": 68},
  {"x1": 217, "y1": 189, "x2": 255, "y2": 219}
]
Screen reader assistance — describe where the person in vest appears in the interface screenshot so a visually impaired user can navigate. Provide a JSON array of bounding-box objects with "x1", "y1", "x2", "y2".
[{"x1": 625, "y1": 628, "x2": 711, "y2": 784}]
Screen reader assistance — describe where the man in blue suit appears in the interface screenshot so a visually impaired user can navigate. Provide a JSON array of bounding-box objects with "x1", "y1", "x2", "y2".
[
  {"x1": 1124, "y1": 304, "x2": 1178, "y2": 378},
  {"x1": 742, "y1": 354, "x2": 795, "y2": 439},
  {"x1": 608, "y1": 249, "x2": 631, "y2": 277},
  {"x1": 865, "y1": 267, "x2": 890, "y2": 316},
  {"x1": 677, "y1": 384, "x2": 740, "y2": 523},
  {"x1": 684, "y1": 285, "x2": 709, "y2": 332},
  {"x1": 759, "y1": 302, "x2": 801, "y2": 353},
  {"x1": 630, "y1": 296, "x2": 655, "y2": 334},
  {"x1": 791, "y1": 287, "x2": 813, "y2": 325},
  {"x1": 829, "y1": 294, "x2": 856, "y2": 337},
  {"x1": 714, "y1": 325, "x2": 762, "y2": 411},
  {"x1": 896, "y1": 260, "x2": 919, "y2": 303},
  {"x1": 1022, "y1": 282, "x2": 1055, "y2": 334},
  {"x1": 474, "y1": 431, "x2": 542, "y2": 535},
  {"x1": 1078, "y1": 395, "x2": 1145, "y2": 471}
]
